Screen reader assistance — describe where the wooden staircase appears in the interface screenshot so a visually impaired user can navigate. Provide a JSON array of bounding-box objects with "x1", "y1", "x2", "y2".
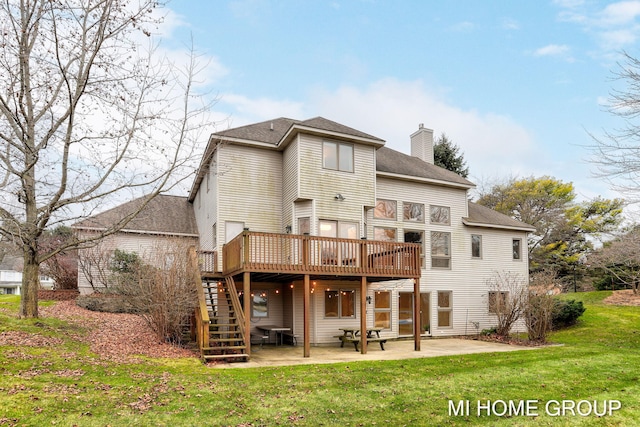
[{"x1": 200, "y1": 277, "x2": 248, "y2": 363}]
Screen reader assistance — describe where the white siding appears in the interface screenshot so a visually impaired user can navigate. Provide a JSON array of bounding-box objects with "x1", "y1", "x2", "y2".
[
  {"x1": 76, "y1": 231, "x2": 197, "y2": 295},
  {"x1": 217, "y1": 144, "x2": 283, "y2": 235},
  {"x1": 194, "y1": 150, "x2": 218, "y2": 252}
]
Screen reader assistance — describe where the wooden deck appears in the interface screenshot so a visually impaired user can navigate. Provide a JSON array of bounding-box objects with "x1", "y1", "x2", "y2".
[{"x1": 199, "y1": 231, "x2": 421, "y2": 280}]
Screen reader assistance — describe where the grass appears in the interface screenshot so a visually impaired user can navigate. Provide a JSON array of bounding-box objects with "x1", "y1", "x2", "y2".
[{"x1": 0, "y1": 291, "x2": 638, "y2": 426}]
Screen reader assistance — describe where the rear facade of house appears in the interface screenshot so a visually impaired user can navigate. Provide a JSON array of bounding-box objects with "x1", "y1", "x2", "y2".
[{"x1": 189, "y1": 117, "x2": 534, "y2": 352}]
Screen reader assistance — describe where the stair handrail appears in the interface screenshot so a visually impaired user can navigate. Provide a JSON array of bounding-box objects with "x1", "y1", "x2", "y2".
[
  {"x1": 188, "y1": 246, "x2": 210, "y2": 357},
  {"x1": 225, "y1": 276, "x2": 246, "y2": 341}
]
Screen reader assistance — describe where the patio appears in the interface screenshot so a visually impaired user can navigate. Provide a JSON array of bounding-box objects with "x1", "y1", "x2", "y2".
[{"x1": 211, "y1": 338, "x2": 542, "y2": 369}]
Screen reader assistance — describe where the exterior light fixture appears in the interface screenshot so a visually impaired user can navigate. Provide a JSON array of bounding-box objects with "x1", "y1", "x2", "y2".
[{"x1": 334, "y1": 193, "x2": 345, "y2": 201}]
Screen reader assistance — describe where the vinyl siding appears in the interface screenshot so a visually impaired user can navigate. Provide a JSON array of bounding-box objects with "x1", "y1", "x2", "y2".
[
  {"x1": 217, "y1": 144, "x2": 283, "y2": 235},
  {"x1": 76, "y1": 231, "x2": 197, "y2": 295},
  {"x1": 193, "y1": 150, "x2": 218, "y2": 252},
  {"x1": 297, "y1": 134, "x2": 376, "y2": 235},
  {"x1": 282, "y1": 136, "x2": 299, "y2": 234}
]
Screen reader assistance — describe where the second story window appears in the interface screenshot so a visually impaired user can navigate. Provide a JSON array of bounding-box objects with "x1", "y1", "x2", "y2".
[
  {"x1": 374, "y1": 227, "x2": 397, "y2": 241},
  {"x1": 513, "y1": 238, "x2": 522, "y2": 260},
  {"x1": 375, "y1": 199, "x2": 397, "y2": 220},
  {"x1": 471, "y1": 234, "x2": 482, "y2": 259},
  {"x1": 431, "y1": 231, "x2": 451, "y2": 269},
  {"x1": 403, "y1": 202, "x2": 424, "y2": 222},
  {"x1": 323, "y1": 141, "x2": 353, "y2": 172},
  {"x1": 430, "y1": 205, "x2": 450, "y2": 225}
]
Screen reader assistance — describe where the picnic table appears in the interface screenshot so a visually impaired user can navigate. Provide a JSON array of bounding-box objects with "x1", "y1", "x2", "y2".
[
  {"x1": 256, "y1": 325, "x2": 291, "y2": 346},
  {"x1": 336, "y1": 327, "x2": 386, "y2": 351}
]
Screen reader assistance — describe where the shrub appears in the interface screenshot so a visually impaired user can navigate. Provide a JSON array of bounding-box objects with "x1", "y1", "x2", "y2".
[
  {"x1": 525, "y1": 270, "x2": 559, "y2": 343},
  {"x1": 552, "y1": 299, "x2": 586, "y2": 329}
]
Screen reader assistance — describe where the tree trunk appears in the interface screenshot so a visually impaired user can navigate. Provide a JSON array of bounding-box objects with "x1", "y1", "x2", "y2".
[{"x1": 19, "y1": 249, "x2": 40, "y2": 318}]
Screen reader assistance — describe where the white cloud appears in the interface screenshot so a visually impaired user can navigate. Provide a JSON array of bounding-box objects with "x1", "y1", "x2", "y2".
[
  {"x1": 450, "y1": 21, "x2": 475, "y2": 32},
  {"x1": 219, "y1": 94, "x2": 305, "y2": 125},
  {"x1": 534, "y1": 44, "x2": 571, "y2": 57},
  {"x1": 599, "y1": 1, "x2": 640, "y2": 26},
  {"x1": 502, "y1": 18, "x2": 520, "y2": 30},
  {"x1": 305, "y1": 79, "x2": 538, "y2": 182}
]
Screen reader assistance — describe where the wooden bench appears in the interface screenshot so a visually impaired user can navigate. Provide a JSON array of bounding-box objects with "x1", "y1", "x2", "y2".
[
  {"x1": 342, "y1": 337, "x2": 387, "y2": 352},
  {"x1": 281, "y1": 332, "x2": 299, "y2": 346}
]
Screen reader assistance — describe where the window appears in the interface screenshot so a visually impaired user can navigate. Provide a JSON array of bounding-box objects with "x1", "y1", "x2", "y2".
[
  {"x1": 405, "y1": 230, "x2": 424, "y2": 267},
  {"x1": 323, "y1": 141, "x2": 353, "y2": 172},
  {"x1": 513, "y1": 238, "x2": 522, "y2": 260},
  {"x1": 212, "y1": 223, "x2": 217, "y2": 248},
  {"x1": 374, "y1": 227, "x2": 396, "y2": 241},
  {"x1": 471, "y1": 234, "x2": 482, "y2": 258},
  {"x1": 324, "y1": 289, "x2": 355, "y2": 318},
  {"x1": 298, "y1": 217, "x2": 310, "y2": 235},
  {"x1": 374, "y1": 199, "x2": 397, "y2": 220},
  {"x1": 403, "y1": 202, "x2": 424, "y2": 222},
  {"x1": 437, "y1": 291, "x2": 452, "y2": 328},
  {"x1": 430, "y1": 205, "x2": 450, "y2": 225},
  {"x1": 488, "y1": 291, "x2": 508, "y2": 314},
  {"x1": 252, "y1": 291, "x2": 269, "y2": 318},
  {"x1": 431, "y1": 231, "x2": 451, "y2": 269},
  {"x1": 373, "y1": 291, "x2": 391, "y2": 329}
]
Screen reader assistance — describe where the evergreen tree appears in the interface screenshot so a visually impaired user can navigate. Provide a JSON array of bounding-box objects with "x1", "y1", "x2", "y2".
[{"x1": 433, "y1": 133, "x2": 470, "y2": 178}]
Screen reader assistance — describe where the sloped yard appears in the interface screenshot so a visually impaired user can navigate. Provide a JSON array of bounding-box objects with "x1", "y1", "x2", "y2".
[{"x1": 0, "y1": 291, "x2": 638, "y2": 426}]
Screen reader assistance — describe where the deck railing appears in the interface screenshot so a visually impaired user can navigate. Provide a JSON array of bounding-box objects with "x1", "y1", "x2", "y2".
[{"x1": 219, "y1": 231, "x2": 421, "y2": 278}]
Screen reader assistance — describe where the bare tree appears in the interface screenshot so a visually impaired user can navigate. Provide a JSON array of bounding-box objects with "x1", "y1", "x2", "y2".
[
  {"x1": 77, "y1": 240, "x2": 114, "y2": 291},
  {"x1": 485, "y1": 271, "x2": 528, "y2": 337},
  {"x1": 525, "y1": 270, "x2": 558, "y2": 342},
  {"x1": 0, "y1": 1, "x2": 211, "y2": 317},
  {"x1": 589, "y1": 227, "x2": 640, "y2": 294},
  {"x1": 112, "y1": 239, "x2": 197, "y2": 344},
  {"x1": 589, "y1": 51, "x2": 640, "y2": 201}
]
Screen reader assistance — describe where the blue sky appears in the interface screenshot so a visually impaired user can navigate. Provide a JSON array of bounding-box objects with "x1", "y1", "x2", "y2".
[{"x1": 163, "y1": 0, "x2": 640, "y2": 204}]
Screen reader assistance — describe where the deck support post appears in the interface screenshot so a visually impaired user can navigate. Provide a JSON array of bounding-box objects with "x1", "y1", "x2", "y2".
[
  {"x1": 243, "y1": 272, "x2": 251, "y2": 356},
  {"x1": 414, "y1": 277, "x2": 421, "y2": 351},
  {"x1": 303, "y1": 274, "x2": 310, "y2": 357},
  {"x1": 360, "y1": 276, "x2": 368, "y2": 354}
]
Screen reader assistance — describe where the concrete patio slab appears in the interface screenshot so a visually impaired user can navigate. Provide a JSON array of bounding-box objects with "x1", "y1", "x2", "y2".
[{"x1": 212, "y1": 338, "x2": 542, "y2": 369}]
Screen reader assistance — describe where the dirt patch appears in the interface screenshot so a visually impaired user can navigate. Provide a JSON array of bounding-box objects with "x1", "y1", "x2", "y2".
[
  {"x1": 39, "y1": 300, "x2": 197, "y2": 363},
  {"x1": 603, "y1": 289, "x2": 640, "y2": 306}
]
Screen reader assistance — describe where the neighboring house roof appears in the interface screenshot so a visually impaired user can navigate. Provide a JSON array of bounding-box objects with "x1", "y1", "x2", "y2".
[
  {"x1": 73, "y1": 194, "x2": 199, "y2": 237},
  {"x1": 376, "y1": 146, "x2": 475, "y2": 189},
  {"x1": 0, "y1": 254, "x2": 22, "y2": 272},
  {"x1": 464, "y1": 202, "x2": 536, "y2": 232}
]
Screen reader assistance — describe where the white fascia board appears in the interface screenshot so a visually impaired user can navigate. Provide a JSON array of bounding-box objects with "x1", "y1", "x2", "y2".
[
  {"x1": 72, "y1": 226, "x2": 199, "y2": 238},
  {"x1": 279, "y1": 125, "x2": 385, "y2": 149},
  {"x1": 462, "y1": 218, "x2": 536, "y2": 233},
  {"x1": 376, "y1": 171, "x2": 475, "y2": 190}
]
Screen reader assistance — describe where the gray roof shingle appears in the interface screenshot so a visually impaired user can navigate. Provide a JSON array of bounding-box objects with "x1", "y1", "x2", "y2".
[
  {"x1": 376, "y1": 146, "x2": 475, "y2": 187},
  {"x1": 465, "y1": 202, "x2": 536, "y2": 231},
  {"x1": 73, "y1": 195, "x2": 198, "y2": 236}
]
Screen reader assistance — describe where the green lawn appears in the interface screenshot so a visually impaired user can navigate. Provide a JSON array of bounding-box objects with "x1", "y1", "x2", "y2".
[{"x1": 1, "y1": 291, "x2": 638, "y2": 426}]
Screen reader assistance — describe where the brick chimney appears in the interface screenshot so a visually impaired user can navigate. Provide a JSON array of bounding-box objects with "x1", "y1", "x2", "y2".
[{"x1": 410, "y1": 123, "x2": 434, "y2": 164}]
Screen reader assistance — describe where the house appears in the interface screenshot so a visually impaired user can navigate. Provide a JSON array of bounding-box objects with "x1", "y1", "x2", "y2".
[
  {"x1": 0, "y1": 253, "x2": 55, "y2": 295},
  {"x1": 74, "y1": 195, "x2": 199, "y2": 294},
  {"x1": 76, "y1": 116, "x2": 535, "y2": 361}
]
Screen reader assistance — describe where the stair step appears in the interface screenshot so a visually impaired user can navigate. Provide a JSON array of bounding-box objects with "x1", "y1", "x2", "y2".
[
  {"x1": 203, "y1": 345, "x2": 247, "y2": 351},
  {"x1": 210, "y1": 338, "x2": 243, "y2": 343},
  {"x1": 203, "y1": 353, "x2": 249, "y2": 362}
]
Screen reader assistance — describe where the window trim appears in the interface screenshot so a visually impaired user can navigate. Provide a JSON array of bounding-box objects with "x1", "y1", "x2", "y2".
[
  {"x1": 488, "y1": 291, "x2": 508, "y2": 314},
  {"x1": 324, "y1": 289, "x2": 356, "y2": 319},
  {"x1": 471, "y1": 234, "x2": 482, "y2": 259},
  {"x1": 374, "y1": 199, "x2": 397, "y2": 220},
  {"x1": 251, "y1": 290, "x2": 269, "y2": 319},
  {"x1": 373, "y1": 290, "x2": 392, "y2": 330},
  {"x1": 322, "y1": 140, "x2": 354, "y2": 173},
  {"x1": 437, "y1": 290, "x2": 453, "y2": 328},
  {"x1": 431, "y1": 231, "x2": 451, "y2": 269},
  {"x1": 374, "y1": 226, "x2": 397, "y2": 242},
  {"x1": 403, "y1": 202, "x2": 425, "y2": 222},
  {"x1": 512, "y1": 238, "x2": 522, "y2": 261},
  {"x1": 430, "y1": 205, "x2": 451, "y2": 225}
]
